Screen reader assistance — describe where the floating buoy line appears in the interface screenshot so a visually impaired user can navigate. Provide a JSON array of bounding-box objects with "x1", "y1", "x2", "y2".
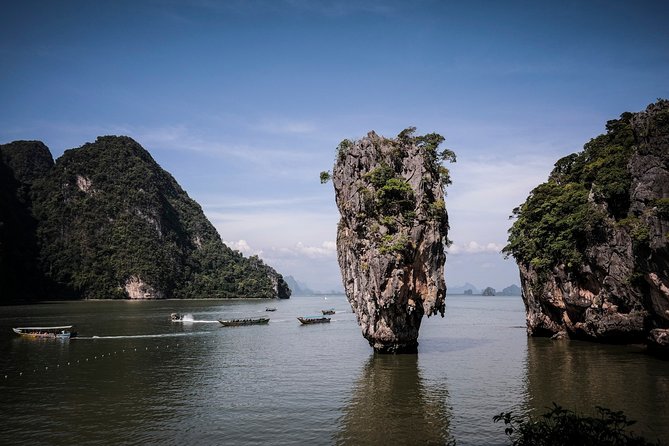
[{"x1": 1, "y1": 331, "x2": 218, "y2": 382}]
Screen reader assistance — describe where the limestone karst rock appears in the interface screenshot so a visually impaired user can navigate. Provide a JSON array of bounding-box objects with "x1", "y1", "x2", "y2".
[
  {"x1": 504, "y1": 100, "x2": 669, "y2": 349},
  {"x1": 0, "y1": 136, "x2": 290, "y2": 302},
  {"x1": 331, "y1": 128, "x2": 454, "y2": 353}
]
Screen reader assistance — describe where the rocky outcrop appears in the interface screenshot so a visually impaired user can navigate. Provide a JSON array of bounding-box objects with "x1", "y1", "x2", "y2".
[
  {"x1": 0, "y1": 141, "x2": 56, "y2": 301},
  {"x1": 506, "y1": 100, "x2": 669, "y2": 346},
  {"x1": 0, "y1": 136, "x2": 290, "y2": 302},
  {"x1": 124, "y1": 276, "x2": 165, "y2": 300},
  {"x1": 331, "y1": 129, "x2": 453, "y2": 353}
]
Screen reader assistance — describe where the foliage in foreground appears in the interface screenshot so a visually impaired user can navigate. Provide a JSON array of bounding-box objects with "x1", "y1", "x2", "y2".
[{"x1": 494, "y1": 404, "x2": 661, "y2": 446}]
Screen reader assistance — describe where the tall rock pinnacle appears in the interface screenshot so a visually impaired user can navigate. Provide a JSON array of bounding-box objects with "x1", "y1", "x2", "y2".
[{"x1": 329, "y1": 128, "x2": 454, "y2": 353}]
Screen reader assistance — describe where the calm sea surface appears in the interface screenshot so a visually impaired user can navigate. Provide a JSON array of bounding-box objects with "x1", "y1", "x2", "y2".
[{"x1": 1, "y1": 295, "x2": 667, "y2": 445}]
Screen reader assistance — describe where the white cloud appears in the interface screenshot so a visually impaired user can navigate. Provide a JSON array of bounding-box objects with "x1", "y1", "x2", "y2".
[
  {"x1": 267, "y1": 241, "x2": 337, "y2": 259},
  {"x1": 224, "y1": 239, "x2": 263, "y2": 257},
  {"x1": 448, "y1": 241, "x2": 504, "y2": 255},
  {"x1": 294, "y1": 241, "x2": 337, "y2": 258}
]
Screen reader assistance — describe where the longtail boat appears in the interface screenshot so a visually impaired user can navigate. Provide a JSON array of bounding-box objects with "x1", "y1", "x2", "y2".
[
  {"x1": 297, "y1": 316, "x2": 331, "y2": 325},
  {"x1": 218, "y1": 317, "x2": 270, "y2": 327},
  {"x1": 321, "y1": 308, "x2": 335, "y2": 315},
  {"x1": 12, "y1": 326, "x2": 76, "y2": 339}
]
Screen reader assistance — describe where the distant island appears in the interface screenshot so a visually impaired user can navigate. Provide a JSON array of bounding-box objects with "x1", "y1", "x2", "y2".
[
  {"x1": 0, "y1": 136, "x2": 290, "y2": 303},
  {"x1": 283, "y1": 275, "x2": 344, "y2": 296},
  {"x1": 449, "y1": 283, "x2": 521, "y2": 296}
]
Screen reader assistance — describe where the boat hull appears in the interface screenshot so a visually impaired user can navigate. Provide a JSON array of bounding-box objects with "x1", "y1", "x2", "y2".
[
  {"x1": 12, "y1": 326, "x2": 75, "y2": 339},
  {"x1": 297, "y1": 317, "x2": 331, "y2": 325},
  {"x1": 219, "y1": 317, "x2": 270, "y2": 327}
]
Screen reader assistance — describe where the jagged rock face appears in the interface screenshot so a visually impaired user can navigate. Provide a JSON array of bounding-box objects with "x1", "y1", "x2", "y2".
[
  {"x1": 332, "y1": 130, "x2": 451, "y2": 353},
  {"x1": 125, "y1": 275, "x2": 165, "y2": 299},
  {"x1": 508, "y1": 100, "x2": 669, "y2": 346}
]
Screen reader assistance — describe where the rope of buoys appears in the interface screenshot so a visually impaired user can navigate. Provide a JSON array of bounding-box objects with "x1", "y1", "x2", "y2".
[{"x1": 2, "y1": 336, "x2": 203, "y2": 382}]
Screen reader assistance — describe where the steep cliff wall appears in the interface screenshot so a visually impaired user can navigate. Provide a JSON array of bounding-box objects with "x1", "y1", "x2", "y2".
[
  {"x1": 0, "y1": 141, "x2": 55, "y2": 300},
  {"x1": 331, "y1": 128, "x2": 454, "y2": 352},
  {"x1": 505, "y1": 100, "x2": 669, "y2": 349},
  {"x1": 0, "y1": 136, "x2": 290, "y2": 301}
]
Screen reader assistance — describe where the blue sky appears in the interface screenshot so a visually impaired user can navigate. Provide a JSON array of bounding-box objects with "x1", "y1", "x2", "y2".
[{"x1": 2, "y1": 0, "x2": 668, "y2": 292}]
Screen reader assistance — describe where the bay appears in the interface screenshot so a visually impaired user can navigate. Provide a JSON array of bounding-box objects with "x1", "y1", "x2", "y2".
[{"x1": 0, "y1": 295, "x2": 667, "y2": 445}]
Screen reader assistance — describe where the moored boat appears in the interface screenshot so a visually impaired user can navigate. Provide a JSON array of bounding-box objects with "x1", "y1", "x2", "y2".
[
  {"x1": 12, "y1": 326, "x2": 76, "y2": 339},
  {"x1": 218, "y1": 317, "x2": 270, "y2": 327},
  {"x1": 321, "y1": 308, "x2": 335, "y2": 315},
  {"x1": 297, "y1": 316, "x2": 331, "y2": 325},
  {"x1": 171, "y1": 313, "x2": 184, "y2": 321},
  {"x1": 265, "y1": 307, "x2": 277, "y2": 312}
]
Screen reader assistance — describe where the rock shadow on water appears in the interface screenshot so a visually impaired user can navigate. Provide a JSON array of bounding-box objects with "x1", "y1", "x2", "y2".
[
  {"x1": 417, "y1": 336, "x2": 493, "y2": 354},
  {"x1": 525, "y1": 337, "x2": 669, "y2": 442},
  {"x1": 335, "y1": 353, "x2": 453, "y2": 445}
]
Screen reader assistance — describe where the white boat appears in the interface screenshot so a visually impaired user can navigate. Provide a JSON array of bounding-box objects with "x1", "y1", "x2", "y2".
[{"x1": 12, "y1": 326, "x2": 75, "y2": 339}]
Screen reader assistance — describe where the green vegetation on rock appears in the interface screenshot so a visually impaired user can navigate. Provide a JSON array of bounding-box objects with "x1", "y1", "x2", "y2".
[
  {"x1": 0, "y1": 136, "x2": 290, "y2": 302},
  {"x1": 503, "y1": 108, "x2": 639, "y2": 272},
  {"x1": 504, "y1": 99, "x2": 669, "y2": 342}
]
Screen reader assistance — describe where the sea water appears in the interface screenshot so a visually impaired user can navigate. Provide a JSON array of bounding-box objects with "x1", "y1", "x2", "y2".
[{"x1": 0, "y1": 295, "x2": 667, "y2": 445}]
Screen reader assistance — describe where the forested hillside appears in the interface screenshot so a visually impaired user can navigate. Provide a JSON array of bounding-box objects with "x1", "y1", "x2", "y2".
[{"x1": 0, "y1": 136, "x2": 290, "y2": 302}]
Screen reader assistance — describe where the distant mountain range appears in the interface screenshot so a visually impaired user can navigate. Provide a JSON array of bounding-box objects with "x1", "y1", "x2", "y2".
[
  {"x1": 448, "y1": 283, "x2": 521, "y2": 296},
  {"x1": 283, "y1": 275, "x2": 344, "y2": 296},
  {"x1": 285, "y1": 276, "x2": 520, "y2": 297},
  {"x1": 448, "y1": 282, "x2": 480, "y2": 294}
]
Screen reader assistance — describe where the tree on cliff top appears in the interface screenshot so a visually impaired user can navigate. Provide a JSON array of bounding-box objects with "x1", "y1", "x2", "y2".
[
  {"x1": 502, "y1": 101, "x2": 669, "y2": 273},
  {"x1": 327, "y1": 127, "x2": 456, "y2": 352}
]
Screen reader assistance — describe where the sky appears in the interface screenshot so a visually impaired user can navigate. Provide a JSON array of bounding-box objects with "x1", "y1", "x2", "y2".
[{"x1": 1, "y1": 0, "x2": 668, "y2": 292}]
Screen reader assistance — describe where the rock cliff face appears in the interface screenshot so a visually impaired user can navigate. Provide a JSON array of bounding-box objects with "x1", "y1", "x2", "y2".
[
  {"x1": 331, "y1": 129, "x2": 453, "y2": 353},
  {"x1": 0, "y1": 136, "x2": 290, "y2": 302},
  {"x1": 0, "y1": 141, "x2": 55, "y2": 300},
  {"x1": 505, "y1": 100, "x2": 669, "y2": 349}
]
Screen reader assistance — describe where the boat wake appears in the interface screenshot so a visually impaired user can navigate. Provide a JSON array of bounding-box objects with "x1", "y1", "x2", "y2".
[
  {"x1": 74, "y1": 332, "x2": 206, "y2": 340},
  {"x1": 173, "y1": 313, "x2": 219, "y2": 324}
]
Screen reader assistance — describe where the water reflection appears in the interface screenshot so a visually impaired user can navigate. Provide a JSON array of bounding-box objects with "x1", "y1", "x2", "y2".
[
  {"x1": 336, "y1": 354, "x2": 453, "y2": 445},
  {"x1": 526, "y1": 338, "x2": 669, "y2": 441}
]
